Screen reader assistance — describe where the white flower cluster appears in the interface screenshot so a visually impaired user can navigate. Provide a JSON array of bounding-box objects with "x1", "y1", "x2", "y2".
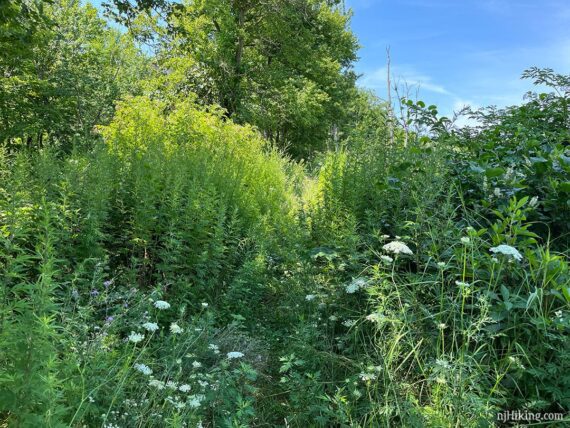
[
  {"x1": 208, "y1": 344, "x2": 220, "y2": 354},
  {"x1": 154, "y1": 300, "x2": 171, "y2": 310},
  {"x1": 305, "y1": 294, "x2": 316, "y2": 301},
  {"x1": 382, "y1": 241, "x2": 413, "y2": 255},
  {"x1": 345, "y1": 277, "x2": 367, "y2": 294},
  {"x1": 170, "y1": 323, "x2": 184, "y2": 334},
  {"x1": 489, "y1": 244, "x2": 523, "y2": 261},
  {"x1": 187, "y1": 394, "x2": 205, "y2": 408},
  {"x1": 227, "y1": 351, "x2": 244, "y2": 359},
  {"x1": 134, "y1": 363, "x2": 152, "y2": 375},
  {"x1": 128, "y1": 332, "x2": 144, "y2": 343},
  {"x1": 142, "y1": 322, "x2": 159, "y2": 332}
]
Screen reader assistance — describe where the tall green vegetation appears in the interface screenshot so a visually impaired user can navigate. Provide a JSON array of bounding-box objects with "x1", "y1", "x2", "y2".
[
  {"x1": 291, "y1": 70, "x2": 569, "y2": 426},
  {"x1": 450, "y1": 67, "x2": 570, "y2": 249},
  {"x1": 0, "y1": 96, "x2": 300, "y2": 425},
  {"x1": 0, "y1": 0, "x2": 568, "y2": 426}
]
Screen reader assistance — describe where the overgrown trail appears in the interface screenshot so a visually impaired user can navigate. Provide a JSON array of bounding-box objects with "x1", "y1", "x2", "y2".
[{"x1": 1, "y1": 0, "x2": 569, "y2": 424}]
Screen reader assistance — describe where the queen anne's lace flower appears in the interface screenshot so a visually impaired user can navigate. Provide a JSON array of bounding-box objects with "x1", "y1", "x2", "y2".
[
  {"x1": 154, "y1": 300, "x2": 171, "y2": 310},
  {"x1": 489, "y1": 244, "x2": 523, "y2": 261},
  {"x1": 170, "y1": 323, "x2": 184, "y2": 334},
  {"x1": 305, "y1": 294, "x2": 316, "y2": 301},
  {"x1": 134, "y1": 363, "x2": 153, "y2": 375},
  {"x1": 382, "y1": 241, "x2": 413, "y2": 255},
  {"x1": 187, "y1": 394, "x2": 205, "y2": 408},
  {"x1": 381, "y1": 255, "x2": 393, "y2": 264},
  {"x1": 227, "y1": 351, "x2": 244, "y2": 359},
  {"x1": 128, "y1": 332, "x2": 144, "y2": 343},
  {"x1": 179, "y1": 384, "x2": 191, "y2": 393},
  {"x1": 142, "y1": 322, "x2": 159, "y2": 332},
  {"x1": 345, "y1": 277, "x2": 366, "y2": 294}
]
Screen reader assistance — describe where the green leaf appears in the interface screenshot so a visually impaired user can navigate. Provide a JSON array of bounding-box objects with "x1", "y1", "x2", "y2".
[
  {"x1": 500, "y1": 284, "x2": 510, "y2": 301},
  {"x1": 396, "y1": 161, "x2": 413, "y2": 171},
  {"x1": 485, "y1": 167, "x2": 505, "y2": 178},
  {"x1": 558, "y1": 182, "x2": 570, "y2": 193},
  {"x1": 0, "y1": 388, "x2": 17, "y2": 411},
  {"x1": 526, "y1": 289, "x2": 538, "y2": 309}
]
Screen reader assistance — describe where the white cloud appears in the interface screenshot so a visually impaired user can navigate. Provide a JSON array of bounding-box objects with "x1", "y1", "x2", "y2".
[
  {"x1": 360, "y1": 65, "x2": 453, "y2": 96},
  {"x1": 448, "y1": 99, "x2": 481, "y2": 127}
]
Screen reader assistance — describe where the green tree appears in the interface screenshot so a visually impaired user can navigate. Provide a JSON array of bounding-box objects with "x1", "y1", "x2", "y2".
[
  {"x1": 148, "y1": 0, "x2": 359, "y2": 159},
  {"x1": 0, "y1": 0, "x2": 147, "y2": 150}
]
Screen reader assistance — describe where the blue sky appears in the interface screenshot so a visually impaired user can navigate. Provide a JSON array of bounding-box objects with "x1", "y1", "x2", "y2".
[{"x1": 346, "y1": 0, "x2": 570, "y2": 116}]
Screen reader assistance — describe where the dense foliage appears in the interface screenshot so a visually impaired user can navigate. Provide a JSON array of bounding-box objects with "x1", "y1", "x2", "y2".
[
  {"x1": 1, "y1": 1, "x2": 568, "y2": 427},
  {"x1": 1, "y1": 0, "x2": 147, "y2": 151}
]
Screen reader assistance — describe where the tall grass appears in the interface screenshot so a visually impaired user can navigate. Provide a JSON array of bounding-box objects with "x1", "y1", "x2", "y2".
[{"x1": 1, "y1": 91, "x2": 568, "y2": 426}]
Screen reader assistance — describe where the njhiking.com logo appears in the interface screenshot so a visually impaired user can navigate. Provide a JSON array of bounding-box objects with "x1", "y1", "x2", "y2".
[{"x1": 496, "y1": 410, "x2": 566, "y2": 424}]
